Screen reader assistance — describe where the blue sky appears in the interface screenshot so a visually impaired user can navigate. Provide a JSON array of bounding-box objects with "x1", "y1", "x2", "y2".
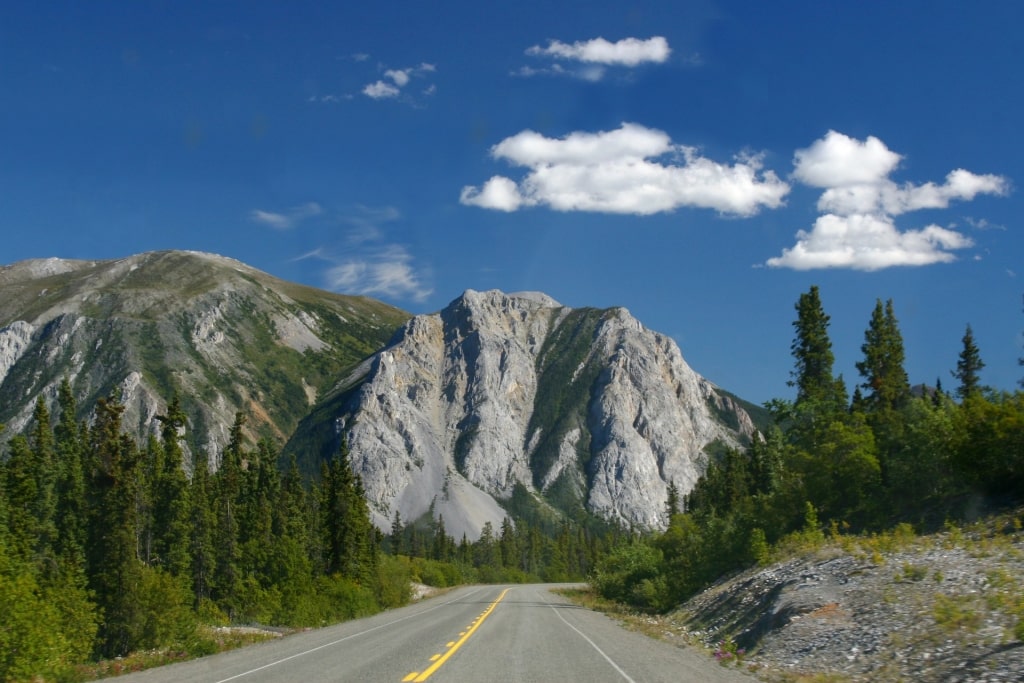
[{"x1": 2, "y1": 1, "x2": 1022, "y2": 405}]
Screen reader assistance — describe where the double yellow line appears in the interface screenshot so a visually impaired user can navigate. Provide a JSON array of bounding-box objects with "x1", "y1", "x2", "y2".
[{"x1": 403, "y1": 588, "x2": 510, "y2": 682}]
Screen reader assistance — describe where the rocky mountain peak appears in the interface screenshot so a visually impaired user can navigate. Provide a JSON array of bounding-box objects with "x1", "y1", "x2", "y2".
[{"x1": 300, "y1": 288, "x2": 758, "y2": 540}]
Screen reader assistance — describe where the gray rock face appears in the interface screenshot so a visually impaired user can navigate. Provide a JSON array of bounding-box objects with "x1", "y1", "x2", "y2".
[{"x1": 330, "y1": 289, "x2": 757, "y2": 540}]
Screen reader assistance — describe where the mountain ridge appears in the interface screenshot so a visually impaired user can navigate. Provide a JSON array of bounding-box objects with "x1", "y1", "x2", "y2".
[
  {"x1": 1, "y1": 251, "x2": 759, "y2": 540},
  {"x1": 286, "y1": 287, "x2": 759, "y2": 540},
  {"x1": 0, "y1": 250, "x2": 409, "y2": 462}
]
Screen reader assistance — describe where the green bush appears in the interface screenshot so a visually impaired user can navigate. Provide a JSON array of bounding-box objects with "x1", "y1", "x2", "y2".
[
  {"x1": 592, "y1": 542, "x2": 664, "y2": 606},
  {"x1": 315, "y1": 575, "x2": 378, "y2": 621},
  {"x1": 376, "y1": 555, "x2": 413, "y2": 608}
]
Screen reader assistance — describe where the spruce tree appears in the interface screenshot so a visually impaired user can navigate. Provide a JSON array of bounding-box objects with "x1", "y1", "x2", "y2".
[
  {"x1": 665, "y1": 480, "x2": 681, "y2": 518},
  {"x1": 3, "y1": 436, "x2": 38, "y2": 562},
  {"x1": 953, "y1": 323, "x2": 985, "y2": 399},
  {"x1": 212, "y1": 412, "x2": 246, "y2": 616},
  {"x1": 28, "y1": 396, "x2": 59, "y2": 573},
  {"x1": 320, "y1": 437, "x2": 377, "y2": 584},
  {"x1": 790, "y1": 285, "x2": 844, "y2": 410},
  {"x1": 189, "y1": 452, "x2": 216, "y2": 608},
  {"x1": 86, "y1": 394, "x2": 146, "y2": 657},
  {"x1": 856, "y1": 299, "x2": 910, "y2": 412},
  {"x1": 54, "y1": 379, "x2": 87, "y2": 569},
  {"x1": 153, "y1": 395, "x2": 192, "y2": 577}
]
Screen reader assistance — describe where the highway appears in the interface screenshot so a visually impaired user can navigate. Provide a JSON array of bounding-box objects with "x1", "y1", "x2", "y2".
[{"x1": 114, "y1": 585, "x2": 753, "y2": 682}]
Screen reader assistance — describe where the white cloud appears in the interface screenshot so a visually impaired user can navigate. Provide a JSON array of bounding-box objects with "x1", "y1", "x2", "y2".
[
  {"x1": 768, "y1": 131, "x2": 1009, "y2": 270},
  {"x1": 792, "y1": 131, "x2": 901, "y2": 187},
  {"x1": 363, "y1": 80, "x2": 400, "y2": 99},
  {"x1": 460, "y1": 176, "x2": 526, "y2": 212},
  {"x1": 249, "y1": 202, "x2": 322, "y2": 230},
  {"x1": 527, "y1": 36, "x2": 671, "y2": 66},
  {"x1": 766, "y1": 214, "x2": 974, "y2": 271},
  {"x1": 817, "y1": 169, "x2": 1009, "y2": 216},
  {"x1": 385, "y1": 68, "x2": 411, "y2": 87},
  {"x1": 460, "y1": 123, "x2": 789, "y2": 216},
  {"x1": 326, "y1": 245, "x2": 432, "y2": 302},
  {"x1": 362, "y1": 63, "x2": 436, "y2": 102}
]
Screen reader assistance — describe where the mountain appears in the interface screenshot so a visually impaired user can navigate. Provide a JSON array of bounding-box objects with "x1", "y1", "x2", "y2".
[
  {"x1": 0, "y1": 251, "x2": 409, "y2": 463},
  {"x1": 287, "y1": 289, "x2": 759, "y2": 540},
  {"x1": 1, "y1": 253, "x2": 760, "y2": 540}
]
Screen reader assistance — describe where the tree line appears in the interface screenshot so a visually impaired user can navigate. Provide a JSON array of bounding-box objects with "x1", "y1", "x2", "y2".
[
  {"x1": 0, "y1": 380, "x2": 613, "y2": 680},
  {"x1": 594, "y1": 286, "x2": 1024, "y2": 611}
]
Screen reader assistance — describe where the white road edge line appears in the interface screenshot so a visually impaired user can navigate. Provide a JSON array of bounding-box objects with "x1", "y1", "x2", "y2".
[
  {"x1": 542, "y1": 591, "x2": 637, "y2": 683},
  {"x1": 214, "y1": 587, "x2": 487, "y2": 683}
]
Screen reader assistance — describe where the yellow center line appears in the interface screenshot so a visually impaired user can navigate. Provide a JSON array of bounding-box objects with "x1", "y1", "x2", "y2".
[{"x1": 406, "y1": 588, "x2": 510, "y2": 682}]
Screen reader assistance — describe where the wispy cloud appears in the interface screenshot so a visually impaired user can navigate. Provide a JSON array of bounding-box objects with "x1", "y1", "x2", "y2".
[
  {"x1": 294, "y1": 205, "x2": 432, "y2": 303},
  {"x1": 325, "y1": 244, "x2": 432, "y2": 302},
  {"x1": 460, "y1": 123, "x2": 789, "y2": 216},
  {"x1": 964, "y1": 216, "x2": 1006, "y2": 231},
  {"x1": 767, "y1": 131, "x2": 1009, "y2": 271},
  {"x1": 249, "y1": 202, "x2": 322, "y2": 230},
  {"x1": 520, "y1": 36, "x2": 670, "y2": 81}
]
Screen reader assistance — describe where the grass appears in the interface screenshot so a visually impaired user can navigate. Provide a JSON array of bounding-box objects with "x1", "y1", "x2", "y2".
[{"x1": 73, "y1": 626, "x2": 281, "y2": 681}]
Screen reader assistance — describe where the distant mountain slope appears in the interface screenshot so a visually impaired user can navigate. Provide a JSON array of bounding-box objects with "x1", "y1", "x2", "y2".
[
  {"x1": 286, "y1": 289, "x2": 758, "y2": 540},
  {"x1": 0, "y1": 250, "x2": 409, "y2": 462}
]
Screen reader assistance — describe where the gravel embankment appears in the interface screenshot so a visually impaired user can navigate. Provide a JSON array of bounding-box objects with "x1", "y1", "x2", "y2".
[{"x1": 663, "y1": 517, "x2": 1024, "y2": 682}]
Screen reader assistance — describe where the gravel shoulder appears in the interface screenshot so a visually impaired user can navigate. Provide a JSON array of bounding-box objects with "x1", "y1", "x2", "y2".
[{"x1": 661, "y1": 511, "x2": 1024, "y2": 682}]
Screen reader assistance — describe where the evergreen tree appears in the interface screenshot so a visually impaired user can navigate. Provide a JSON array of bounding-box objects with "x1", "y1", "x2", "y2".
[
  {"x1": 278, "y1": 452, "x2": 311, "y2": 547},
  {"x1": 153, "y1": 396, "x2": 192, "y2": 577},
  {"x1": 433, "y1": 514, "x2": 452, "y2": 562},
  {"x1": 474, "y1": 521, "x2": 499, "y2": 570},
  {"x1": 320, "y1": 437, "x2": 377, "y2": 584},
  {"x1": 856, "y1": 299, "x2": 910, "y2": 413},
  {"x1": 54, "y1": 379, "x2": 87, "y2": 569},
  {"x1": 790, "y1": 285, "x2": 844, "y2": 410},
  {"x1": 665, "y1": 480, "x2": 681, "y2": 519},
  {"x1": 86, "y1": 394, "x2": 146, "y2": 657},
  {"x1": 211, "y1": 412, "x2": 246, "y2": 616},
  {"x1": 953, "y1": 323, "x2": 985, "y2": 399},
  {"x1": 28, "y1": 396, "x2": 59, "y2": 574},
  {"x1": 855, "y1": 299, "x2": 910, "y2": 489},
  {"x1": 499, "y1": 517, "x2": 517, "y2": 568},
  {"x1": 389, "y1": 510, "x2": 404, "y2": 555},
  {"x1": 188, "y1": 452, "x2": 216, "y2": 608},
  {"x1": 3, "y1": 436, "x2": 38, "y2": 562}
]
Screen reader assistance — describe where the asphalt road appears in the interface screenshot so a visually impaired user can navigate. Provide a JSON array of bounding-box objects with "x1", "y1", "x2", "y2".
[{"x1": 114, "y1": 585, "x2": 753, "y2": 682}]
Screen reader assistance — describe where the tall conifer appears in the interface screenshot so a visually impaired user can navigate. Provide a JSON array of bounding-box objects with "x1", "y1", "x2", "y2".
[{"x1": 953, "y1": 323, "x2": 985, "y2": 399}]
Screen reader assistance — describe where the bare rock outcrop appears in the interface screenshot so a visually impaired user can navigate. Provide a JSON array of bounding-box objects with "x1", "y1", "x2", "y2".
[{"x1": 328, "y1": 289, "x2": 758, "y2": 540}]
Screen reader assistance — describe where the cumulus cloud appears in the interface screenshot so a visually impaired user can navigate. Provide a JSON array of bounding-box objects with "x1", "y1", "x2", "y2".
[
  {"x1": 766, "y1": 214, "x2": 974, "y2": 271},
  {"x1": 767, "y1": 131, "x2": 1009, "y2": 270},
  {"x1": 363, "y1": 80, "x2": 400, "y2": 99},
  {"x1": 362, "y1": 62, "x2": 436, "y2": 101},
  {"x1": 460, "y1": 123, "x2": 789, "y2": 216},
  {"x1": 249, "y1": 202, "x2": 322, "y2": 230},
  {"x1": 792, "y1": 131, "x2": 901, "y2": 187},
  {"x1": 527, "y1": 36, "x2": 671, "y2": 66}
]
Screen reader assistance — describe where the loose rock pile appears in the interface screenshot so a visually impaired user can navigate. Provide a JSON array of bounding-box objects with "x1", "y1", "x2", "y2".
[{"x1": 671, "y1": 518, "x2": 1024, "y2": 682}]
